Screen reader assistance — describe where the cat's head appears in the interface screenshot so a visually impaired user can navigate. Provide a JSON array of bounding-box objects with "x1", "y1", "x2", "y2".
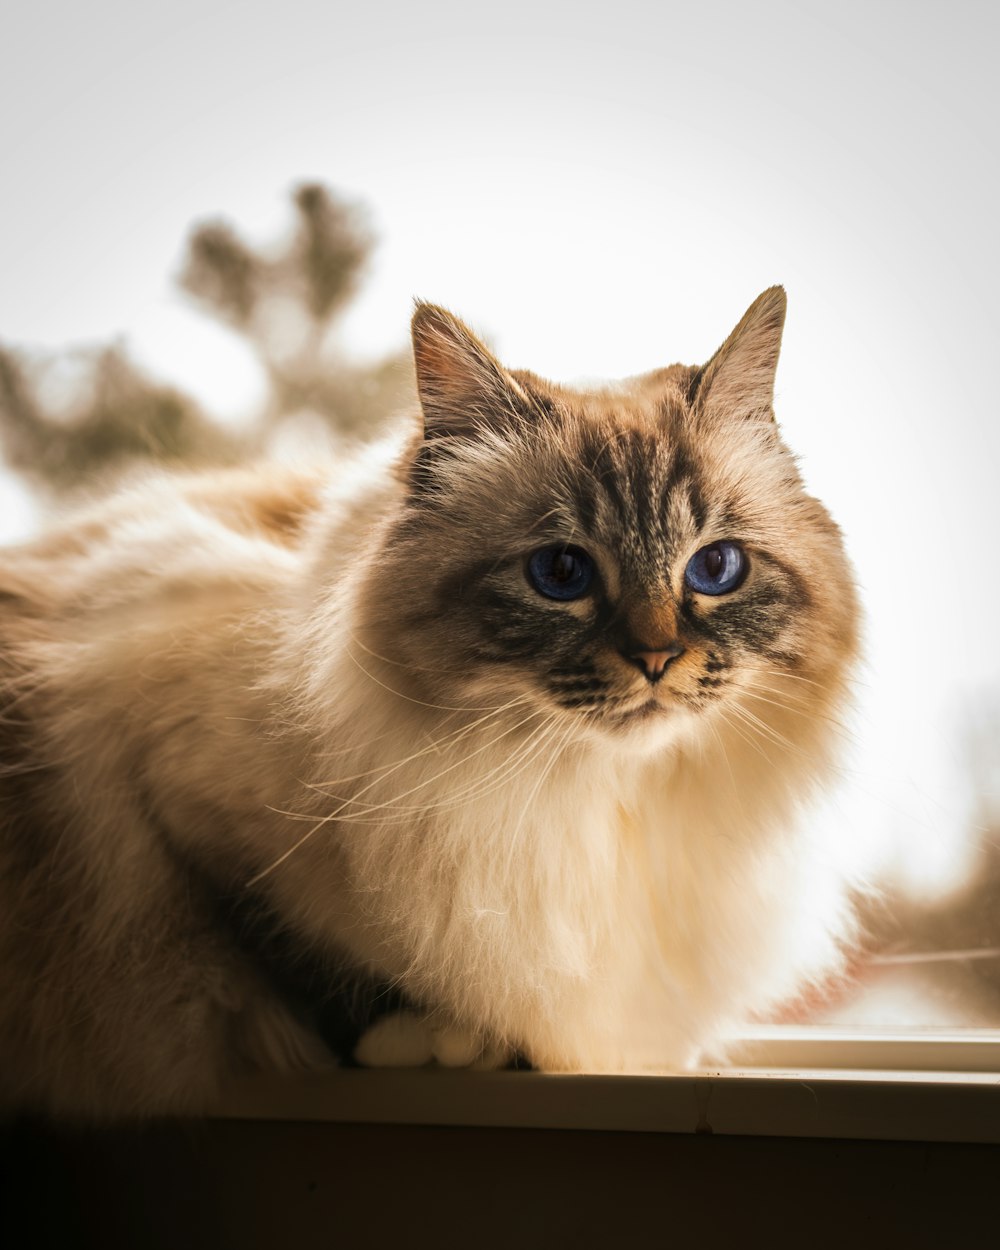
[{"x1": 358, "y1": 289, "x2": 859, "y2": 756}]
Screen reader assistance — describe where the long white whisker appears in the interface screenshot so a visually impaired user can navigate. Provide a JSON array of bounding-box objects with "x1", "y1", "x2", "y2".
[
  {"x1": 706, "y1": 716, "x2": 741, "y2": 808},
  {"x1": 251, "y1": 704, "x2": 550, "y2": 882},
  {"x1": 712, "y1": 707, "x2": 775, "y2": 766},
  {"x1": 344, "y1": 646, "x2": 507, "y2": 713},
  {"x1": 503, "y1": 718, "x2": 577, "y2": 873},
  {"x1": 740, "y1": 684, "x2": 849, "y2": 732},
  {"x1": 306, "y1": 694, "x2": 532, "y2": 791},
  {"x1": 307, "y1": 708, "x2": 557, "y2": 820},
  {"x1": 309, "y1": 713, "x2": 566, "y2": 826},
  {"x1": 348, "y1": 632, "x2": 466, "y2": 677},
  {"x1": 727, "y1": 702, "x2": 800, "y2": 754}
]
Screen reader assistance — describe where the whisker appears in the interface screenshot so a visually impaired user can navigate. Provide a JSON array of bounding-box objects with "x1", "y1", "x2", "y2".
[
  {"x1": 250, "y1": 705, "x2": 550, "y2": 881},
  {"x1": 306, "y1": 709, "x2": 559, "y2": 821},
  {"x1": 324, "y1": 706, "x2": 548, "y2": 814},
  {"x1": 503, "y1": 718, "x2": 576, "y2": 873},
  {"x1": 739, "y1": 684, "x2": 853, "y2": 736},
  {"x1": 743, "y1": 663, "x2": 871, "y2": 695},
  {"x1": 344, "y1": 646, "x2": 509, "y2": 713},
  {"x1": 726, "y1": 702, "x2": 801, "y2": 755},
  {"x1": 706, "y1": 717, "x2": 742, "y2": 808},
  {"x1": 712, "y1": 707, "x2": 777, "y2": 766},
  {"x1": 415, "y1": 713, "x2": 563, "y2": 810},
  {"x1": 348, "y1": 632, "x2": 466, "y2": 677},
  {"x1": 306, "y1": 694, "x2": 533, "y2": 791},
  {"x1": 312, "y1": 713, "x2": 566, "y2": 826}
]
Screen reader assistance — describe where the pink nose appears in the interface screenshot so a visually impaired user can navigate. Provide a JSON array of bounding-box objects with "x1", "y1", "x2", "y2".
[{"x1": 628, "y1": 644, "x2": 685, "y2": 682}]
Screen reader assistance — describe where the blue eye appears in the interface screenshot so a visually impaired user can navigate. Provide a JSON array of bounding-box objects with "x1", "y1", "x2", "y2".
[
  {"x1": 527, "y1": 545, "x2": 596, "y2": 600},
  {"x1": 685, "y1": 541, "x2": 748, "y2": 595}
]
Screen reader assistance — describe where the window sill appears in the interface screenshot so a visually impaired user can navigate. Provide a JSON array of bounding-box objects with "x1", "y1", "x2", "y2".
[{"x1": 215, "y1": 1030, "x2": 1000, "y2": 1145}]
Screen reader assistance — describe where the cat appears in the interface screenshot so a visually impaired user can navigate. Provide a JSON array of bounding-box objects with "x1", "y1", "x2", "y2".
[{"x1": 0, "y1": 287, "x2": 860, "y2": 1118}]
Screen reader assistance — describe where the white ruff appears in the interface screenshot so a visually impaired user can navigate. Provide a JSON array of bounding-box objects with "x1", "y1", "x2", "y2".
[{"x1": 268, "y1": 651, "x2": 852, "y2": 1073}]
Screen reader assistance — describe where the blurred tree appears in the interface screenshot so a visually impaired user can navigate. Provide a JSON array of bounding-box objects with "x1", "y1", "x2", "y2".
[
  {"x1": 0, "y1": 184, "x2": 415, "y2": 498},
  {"x1": 839, "y1": 698, "x2": 1000, "y2": 1024},
  {"x1": 855, "y1": 699, "x2": 1000, "y2": 960},
  {"x1": 0, "y1": 344, "x2": 243, "y2": 490}
]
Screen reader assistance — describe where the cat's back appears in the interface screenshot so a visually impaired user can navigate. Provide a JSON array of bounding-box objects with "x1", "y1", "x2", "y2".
[
  {"x1": 0, "y1": 461, "x2": 342, "y2": 858},
  {"x1": 0, "y1": 463, "x2": 328, "y2": 621},
  {"x1": 0, "y1": 461, "x2": 336, "y2": 879}
]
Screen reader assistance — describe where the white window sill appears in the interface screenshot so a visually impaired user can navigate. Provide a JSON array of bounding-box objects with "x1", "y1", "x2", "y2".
[{"x1": 214, "y1": 1028, "x2": 1000, "y2": 1145}]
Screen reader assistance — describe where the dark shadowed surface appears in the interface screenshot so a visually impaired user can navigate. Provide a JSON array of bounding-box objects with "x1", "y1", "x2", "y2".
[{"x1": 1, "y1": 1117, "x2": 996, "y2": 1250}]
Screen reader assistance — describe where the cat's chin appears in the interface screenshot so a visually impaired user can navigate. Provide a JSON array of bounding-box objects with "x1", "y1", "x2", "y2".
[
  {"x1": 609, "y1": 699, "x2": 662, "y2": 725},
  {"x1": 588, "y1": 700, "x2": 697, "y2": 758}
]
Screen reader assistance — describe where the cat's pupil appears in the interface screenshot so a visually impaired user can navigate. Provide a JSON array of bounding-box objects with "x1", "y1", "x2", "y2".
[
  {"x1": 553, "y1": 554, "x2": 574, "y2": 582},
  {"x1": 705, "y1": 546, "x2": 723, "y2": 578}
]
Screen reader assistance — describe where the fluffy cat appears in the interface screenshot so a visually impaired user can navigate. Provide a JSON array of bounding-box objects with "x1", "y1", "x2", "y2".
[{"x1": 0, "y1": 287, "x2": 860, "y2": 1118}]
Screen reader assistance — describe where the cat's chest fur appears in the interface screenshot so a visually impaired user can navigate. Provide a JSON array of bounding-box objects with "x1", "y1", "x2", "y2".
[{"x1": 231, "y1": 697, "x2": 829, "y2": 1073}]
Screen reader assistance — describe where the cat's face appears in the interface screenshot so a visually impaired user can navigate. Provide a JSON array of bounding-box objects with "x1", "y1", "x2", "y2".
[{"x1": 360, "y1": 291, "x2": 858, "y2": 754}]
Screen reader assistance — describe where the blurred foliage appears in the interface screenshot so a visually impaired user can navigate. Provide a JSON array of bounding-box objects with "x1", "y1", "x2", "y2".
[
  {"x1": 772, "y1": 703, "x2": 1000, "y2": 1028},
  {"x1": 0, "y1": 184, "x2": 415, "y2": 495},
  {"x1": 856, "y1": 839, "x2": 1000, "y2": 959},
  {"x1": 858, "y1": 700, "x2": 1000, "y2": 952},
  {"x1": 0, "y1": 344, "x2": 243, "y2": 489}
]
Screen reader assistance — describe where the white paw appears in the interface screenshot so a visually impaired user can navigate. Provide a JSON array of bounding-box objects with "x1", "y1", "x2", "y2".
[
  {"x1": 429, "y1": 1023, "x2": 481, "y2": 1067},
  {"x1": 352, "y1": 1010, "x2": 435, "y2": 1068},
  {"x1": 431, "y1": 1024, "x2": 512, "y2": 1069},
  {"x1": 352, "y1": 1012, "x2": 513, "y2": 1069}
]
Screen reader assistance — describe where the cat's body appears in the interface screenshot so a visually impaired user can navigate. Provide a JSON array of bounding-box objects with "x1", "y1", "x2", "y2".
[{"x1": 0, "y1": 289, "x2": 860, "y2": 1117}]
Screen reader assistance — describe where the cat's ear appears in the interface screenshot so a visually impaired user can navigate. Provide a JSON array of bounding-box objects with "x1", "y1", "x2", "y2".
[
  {"x1": 411, "y1": 302, "x2": 529, "y2": 439},
  {"x1": 689, "y1": 286, "x2": 787, "y2": 424}
]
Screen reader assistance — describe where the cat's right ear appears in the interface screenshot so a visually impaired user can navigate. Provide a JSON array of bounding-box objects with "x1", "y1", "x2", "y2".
[{"x1": 411, "y1": 302, "x2": 530, "y2": 442}]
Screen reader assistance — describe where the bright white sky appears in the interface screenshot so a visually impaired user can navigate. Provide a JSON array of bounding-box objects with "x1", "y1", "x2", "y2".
[{"x1": 1, "y1": 0, "x2": 997, "y2": 894}]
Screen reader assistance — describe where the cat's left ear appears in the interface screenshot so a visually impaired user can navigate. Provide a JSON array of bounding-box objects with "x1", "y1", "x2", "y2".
[
  {"x1": 689, "y1": 286, "x2": 787, "y2": 424},
  {"x1": 411, "y1": 302, "x2": 530, "y2": 440}
]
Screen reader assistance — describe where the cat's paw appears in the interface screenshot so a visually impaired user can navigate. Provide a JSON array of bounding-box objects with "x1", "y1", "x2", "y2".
[
  {"x1": 430, "y1": 1023, "x2": 511, "y2": 1070},
  {"x1": 352, "y1": 1010, "x2": 435, "y2": 1067},
  {"x1": 352, "y1": 1011, "x2": 513, "y2": 1069}
]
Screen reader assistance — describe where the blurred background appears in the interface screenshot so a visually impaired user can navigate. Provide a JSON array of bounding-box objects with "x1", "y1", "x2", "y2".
[{"x1": 1, "y1": 0, "x2": 997, "y2": 1027}]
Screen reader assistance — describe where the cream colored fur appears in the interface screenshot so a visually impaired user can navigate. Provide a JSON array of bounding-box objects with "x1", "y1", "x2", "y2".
[{"x1": 0, "y1": 290, "x2": 860, "y2": 1117}]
